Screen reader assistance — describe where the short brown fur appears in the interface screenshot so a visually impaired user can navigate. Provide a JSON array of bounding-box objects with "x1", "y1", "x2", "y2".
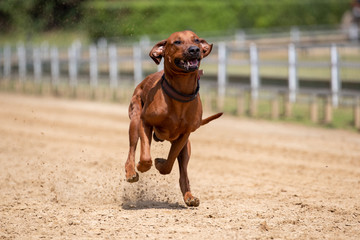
[{"x1": 125, "y1": 30, "x2": 222, "y2": 207}]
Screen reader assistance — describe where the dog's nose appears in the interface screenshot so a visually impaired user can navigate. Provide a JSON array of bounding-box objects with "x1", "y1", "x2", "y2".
[{"x1": 188, "y1": 46, "x2": 200, "y2": 55}]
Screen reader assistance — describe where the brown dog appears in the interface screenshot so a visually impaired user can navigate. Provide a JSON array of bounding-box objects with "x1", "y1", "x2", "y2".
[{"x1": 125, "y1": 30, "x2": 222, "y2": 207}]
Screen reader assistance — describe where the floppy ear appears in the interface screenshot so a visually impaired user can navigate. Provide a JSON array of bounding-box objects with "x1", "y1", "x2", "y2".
[
  {"x1": 200, "y1": 39, "x2": 213, "y2": 58},
  {"x1": 149, "y1": 40, "x2": 167, "y2": 65}
]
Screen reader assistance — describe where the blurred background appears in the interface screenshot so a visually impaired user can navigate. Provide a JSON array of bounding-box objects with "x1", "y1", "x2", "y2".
[{"x1": 0, "y1": 0, "x2": 359, "y2": 130}]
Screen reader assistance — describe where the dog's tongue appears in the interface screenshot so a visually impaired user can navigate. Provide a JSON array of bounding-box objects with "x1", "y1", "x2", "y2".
[{"x1": 188, "y1": 59, "x2": 198, "y2": 67}]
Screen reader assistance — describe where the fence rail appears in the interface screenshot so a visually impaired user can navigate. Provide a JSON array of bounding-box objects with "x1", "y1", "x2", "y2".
[{"x1": 1, "y1": 27, "x2": 360, "y2": 129}]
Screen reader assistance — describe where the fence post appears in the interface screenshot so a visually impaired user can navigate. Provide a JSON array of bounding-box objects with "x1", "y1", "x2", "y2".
[
  {"x1": 50, "y1": 47, "x2": 59, "y2": 86},
  {"x1": 157, "y1": 59, "x2": 164, "y2": 72},
  {"x1": 97, "y1": 38, "x2": 107, "y2": 56},
  {"x1": 133, "y1": 44, "x2": 143, "y2": 86},
  {"x1": 348, "y1": 23, "x2": 359, "y2": 42},
  {"x1": 288, "y1": 43, "x2": 297, "y2": 102},
  {"x1": 250, "y1": 43, "x2": 259, "y2": 100},
  {"x1": 236, "y1": 90, "x2": 244, "y2": 116},
  {"x1": 290, "y1": 27, "x2": 300, "y2": 43},
  {"x1": 89, "y1": 44, "x2": 98, "y2": 87},
  {"x1": 324, "y1": 95, "x2": 333, "y2": 124},
  {"x1": 68, "y1": 45, "x2": 78, "y2": 87},
  {"x1": 4, "y1": 45, "x2": 11, "y2": 79},
  {"x1": 217, "y1": 42, "x2": 227, "y2": 110},
  {"x1": 271, "y1": 95, "x2": 279, "y2": 120},
  {"x1": 250, "y1": 43, "x2": 259, "y2": 116},
  {"x1": 285, "y1": 96, "x2": 292, "y2": 118},
  {"x1": 17, "y1": 43, "x2": 26, "y2": 80},
  {"x1": 41, "y1": 41, "x2": 49, "y2": 60},
  {"x1": 354, "y1": 97, "x2": 360, "y2": 130},
  {"x1": 310, "y1": 94, "x2": 318, "y2": 123},
  {"x1": 235, "y1": 30, "x2": 246, "y2": 47},
  {"x1": 330, "y1": 44, "x2": 340, "y2": 107},
  {"x1": 33, "y1": 47, "x2": 42, "y2": 82},
  {"x1": 108, "y1": 44, "x2": 118, "y2": 88}
]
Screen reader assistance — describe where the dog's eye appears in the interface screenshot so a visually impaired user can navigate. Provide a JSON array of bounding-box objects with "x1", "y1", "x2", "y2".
[
  {"x1": 194, "y1": 39, "x2": 200, "y2": 43},
  {"x1": 173, "y1": 40, "x2": 182, "y2": 45}
]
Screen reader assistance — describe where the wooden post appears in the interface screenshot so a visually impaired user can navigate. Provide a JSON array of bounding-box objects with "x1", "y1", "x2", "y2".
[
  {"x1": 285, "y1": 95, "x2": 292, "y2": 118},
  {"x1": 217, "y1": 42, "x2": 227, "y2": 111},
  {"x1": 235, "y1": 30, "x2": 246, "y2": 48},
  {"x1": 50, "y1": 47, "x2": 59, "y2": 86},
  {"x1": 288, "y1": 43, "x2": 297, "y2": 102},
  {"x1": 250, "y1": 43, "x2": 259, "y2": 100},
  {"x1": 40, "y1": 41, "x2": 49, "y2": 61},
  {"x1": 108, "y1": 44, "x2": 118, "y2": 88},
  {"x1": 271, "y1": 95, "x2": 279, "y2": 120},
  {"x1": 324, "y1": 95, "x2": 333, "y2": 124},
  {"x1": 348, "y1": 23, "x2": 359, "y2": 42},
  {"x1": 249, "y1": 43, "x2": 260, "y2": 117},
  {"x1": 250, "y1": 98, "x2": 258, "y2": 117},
  {"x1": 133, "y1": 44, "x2": 143, "y2": 86},
  {"x1": 89, "y1": 44, "x2": 98, "y2": 87},
  {"x1": 331, "y1": 44, "x2": 340, "y2": 108},
  {"x1": 68, "y1": 45, "x2": 78, "y2": 87},
  {"x1": 33, "y1": 47, "x2": 42, "y2": 82},
  {"x1": 354, "y1": 97, "x2": 360, "y2": 129},
  {"x1": 310, "y1": 95, "x2": 318, "y2": 123},
  {"x1": 4, "y1": 45, "x2": 11, "y2": 78},
  {"x1": 290, "y1": 27, "x2": 300, "y2": 43},
  {"x1": 17, "y1": 43, "x2": 26, "y2": 80},
  {"x1": 237, "y1": 91, "x2": 244, "y2": 116}
]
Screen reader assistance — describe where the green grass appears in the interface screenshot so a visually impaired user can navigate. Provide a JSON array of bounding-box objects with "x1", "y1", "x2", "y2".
[
  {"x1": 0, "y1": 31, "x2": 89, "y2": 47},
  {"x1": 0, "y1": 78, "x2": 358, "y2": 132},
  {"x1": 200, "y1": 89, "x2": 359, "y2": 132}
]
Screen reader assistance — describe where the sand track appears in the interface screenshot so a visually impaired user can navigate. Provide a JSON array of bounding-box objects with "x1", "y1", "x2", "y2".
[{"x1": 0, "y1": 93, "x2": 359, "y2": 239}]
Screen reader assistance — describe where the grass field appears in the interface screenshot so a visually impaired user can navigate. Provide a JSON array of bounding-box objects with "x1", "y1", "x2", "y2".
[{"x1": 219, "y1": 91, "x2": 357, "y2": 131}]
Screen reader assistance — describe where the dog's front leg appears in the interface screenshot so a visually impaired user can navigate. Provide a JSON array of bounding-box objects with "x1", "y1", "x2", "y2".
[
  {"x1": 137, "y1": 121, "x2": 153, "y2": 173},
  {"x1": 125, "y1": 96, "x2": 142, "y2": 182},
  {"x1": 155, "y1": 133, "x2": 190, "y2": 175},
  {"x1": 178, "y1": 140, "x2": 200, "y2": 207}
]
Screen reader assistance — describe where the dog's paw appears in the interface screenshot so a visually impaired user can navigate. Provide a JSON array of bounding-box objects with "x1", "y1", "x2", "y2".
[
  {"x1": 184, "y1": 192, "x2": 200, "y2": 207},
  {"x1": 137, "y1": 160, "x2": 152, "y2": 173},
  {"x1": 155, "y1": 158, "x2": 170, "y2": 175},
  {"x1": 126, "y1": 172, "x2": 139, "y2": 183}
]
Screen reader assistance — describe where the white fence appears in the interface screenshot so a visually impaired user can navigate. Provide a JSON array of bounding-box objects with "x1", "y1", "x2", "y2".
[
  {"x1": 214, "y1": 42, "x2": 359, "y2": 107},
  {"x1": 1, "y1": 28, "x2": 360, "y2": 108}
]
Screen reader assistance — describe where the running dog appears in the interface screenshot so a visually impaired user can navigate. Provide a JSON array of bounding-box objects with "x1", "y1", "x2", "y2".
[{"x1": 125, "y1": 30, "x2": 222, "y2": 207}]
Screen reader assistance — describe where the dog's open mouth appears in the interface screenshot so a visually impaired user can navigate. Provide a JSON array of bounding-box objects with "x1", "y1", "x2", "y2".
[{"x1": 175, "y1": 58, "x2": 200, "y2": 72}]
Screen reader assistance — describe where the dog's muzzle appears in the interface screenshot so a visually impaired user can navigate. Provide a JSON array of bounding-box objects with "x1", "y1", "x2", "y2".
[{"x1": 175, "y1": 46, "x2": 201, "y2": 72}]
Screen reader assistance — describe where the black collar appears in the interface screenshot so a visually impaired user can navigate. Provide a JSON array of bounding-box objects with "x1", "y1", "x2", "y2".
[{"x1": 161, "y1": 74, "x2": 200, "y2": 103}]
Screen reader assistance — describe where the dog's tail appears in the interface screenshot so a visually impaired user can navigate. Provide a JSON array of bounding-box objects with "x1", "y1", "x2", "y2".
[{"x1": 201, "y1": 112, "x2": 223, "y2": 126}]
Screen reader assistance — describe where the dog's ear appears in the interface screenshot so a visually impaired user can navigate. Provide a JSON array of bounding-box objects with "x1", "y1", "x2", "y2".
[
  {"x1": 149, "y1": 40, "x2": 167, "y2": 65},
  {"x1": 200, "y1": 39, "x2": 213, "y2": 58}
]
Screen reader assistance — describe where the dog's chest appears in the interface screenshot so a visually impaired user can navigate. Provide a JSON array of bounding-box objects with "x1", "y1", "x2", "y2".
[
  {"x1": 143, "y1": 103, "x2": 201, "y2": 141},
  {"x1": 154, "y1": 117, "x2": 198, "y2": 141}
]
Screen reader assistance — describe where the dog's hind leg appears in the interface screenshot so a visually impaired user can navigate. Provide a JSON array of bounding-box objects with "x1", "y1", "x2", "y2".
[
  {"x1": 177, "y1": 140, "x2": 200, "y2": 207},
  {"x1": 155, "y1": 133, "x2": 190, "y2": 175},
  {"x1": 125, "y1": 95, "x2": 142, "y2": 182}
]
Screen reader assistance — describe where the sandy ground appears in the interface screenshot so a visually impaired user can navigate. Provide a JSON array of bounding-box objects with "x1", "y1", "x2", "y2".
[{"x1": 0, "y1": 92, "x2": 359, "y2": 239}]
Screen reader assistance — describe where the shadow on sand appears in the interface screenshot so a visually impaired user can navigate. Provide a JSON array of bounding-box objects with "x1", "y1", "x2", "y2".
[{"x1": 121, "y1": 199, "x2": 188, "y2": 210}]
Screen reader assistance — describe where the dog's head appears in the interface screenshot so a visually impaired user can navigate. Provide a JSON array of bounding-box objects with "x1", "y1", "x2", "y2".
[{"x1": 149, "y1": 30, "x2": 213, "y2": 73}]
